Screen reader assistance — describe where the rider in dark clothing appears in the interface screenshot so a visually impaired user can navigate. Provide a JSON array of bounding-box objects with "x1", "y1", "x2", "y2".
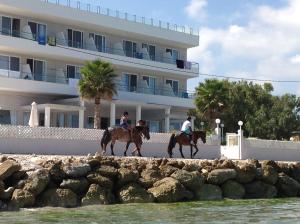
[{"x1": 120, "y1": 111, "x2": 129, "y2": 129}]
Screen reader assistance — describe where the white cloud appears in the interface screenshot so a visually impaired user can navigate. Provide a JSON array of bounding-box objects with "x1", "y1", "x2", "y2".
[
  {"x1": 185, "y1": 0, "x2": 207, "y2": 21},
  {"x1": 187, "y1": 0, "x2": 300, "y2": 94}
]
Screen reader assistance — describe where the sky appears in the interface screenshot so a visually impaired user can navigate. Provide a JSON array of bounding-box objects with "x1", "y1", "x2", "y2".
[{"x1": 83, "y1": 0, "x2": 300, "y2": 95}]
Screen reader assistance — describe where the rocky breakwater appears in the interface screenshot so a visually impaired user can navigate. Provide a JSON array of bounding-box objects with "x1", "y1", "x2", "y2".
[{"x1": 0, "y1": 155, "x2": 299, "y2": 210}]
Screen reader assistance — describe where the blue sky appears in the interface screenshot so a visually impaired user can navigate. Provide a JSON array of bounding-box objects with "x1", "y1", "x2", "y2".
[{"x1": 83, "y1": 0, "x2": 300, "y2": 95}]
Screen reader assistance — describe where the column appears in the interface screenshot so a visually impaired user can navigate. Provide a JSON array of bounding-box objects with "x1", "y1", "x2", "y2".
[
  {"x1": 79, "y1": 109, "x2": 84, "y2": 129},
  {"x1": 136, "y1": 105, "x2": 142, "y2": 123},
  {"x1": 191, "y1": 116, "x2": 195, "y2": 130},
  {"x1": 44, "y1": 107, "x2": 51, "y2": 128},
  {"x1": 10, "y1": 110, "x2": 17, "y2": 125},
  {"x1": 110, "y1": 102, "x2": 116, "y2": 127},
  {"x1": 165, "y1": 108, "x2": 171, "y2": 133}
]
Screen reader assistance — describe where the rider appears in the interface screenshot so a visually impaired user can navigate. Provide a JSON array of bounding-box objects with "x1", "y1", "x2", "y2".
[
  {"x1": 120, "y1": 111, "x2": 129, "y2": 129},
  {"x1": 181, "y1": 116, "x2": 193, "y2": 144}
]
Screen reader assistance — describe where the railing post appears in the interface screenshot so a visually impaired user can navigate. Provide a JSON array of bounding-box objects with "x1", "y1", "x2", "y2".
[
  {"x1": 77, "y1": 1, "x2": 80, "y2": 9},
  {"x1": 87, "y1": 4, "x2": 90, "y2": 12},
  {"x1": 133, "y1": 15, "x2": 137, "y2": 22},
  {"x1": 97, "y1": 6, "x2": 100, "y2": 14}
]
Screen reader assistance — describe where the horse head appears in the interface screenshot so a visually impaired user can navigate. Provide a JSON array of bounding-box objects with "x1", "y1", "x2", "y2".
[
  {"x1": 195, "y1": 131, "x2": 206, "y2": 144},
  {"x1": 136, "y1": 120, "x2": 150, "y2": 140}
]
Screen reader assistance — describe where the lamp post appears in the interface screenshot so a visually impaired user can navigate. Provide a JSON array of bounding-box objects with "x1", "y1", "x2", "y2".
[
  {"x1": 238, "y1": 120, "x2": 244, "y2": 160},
  {"x1": 200, "y1": 121, "x2": 204, "y2": 131},
  {"x1": 221, "y1": 123, "x2": 224, "y2": 143},
  {"x1": 238, "y1": 121, "x2": 243, "y2": 132},
  {"x1": 215, "y1": 118, "x2": 221, "y2": 140}
]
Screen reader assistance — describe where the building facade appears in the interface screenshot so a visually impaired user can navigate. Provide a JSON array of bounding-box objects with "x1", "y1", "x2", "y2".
[{"x1": 0, "y1": 0, "x2": 199, "y2": 132}]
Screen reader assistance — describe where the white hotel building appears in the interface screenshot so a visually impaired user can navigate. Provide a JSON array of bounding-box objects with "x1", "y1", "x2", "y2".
[{"x1": 0, "y1": 0, "x2": 199, "y2": 133}]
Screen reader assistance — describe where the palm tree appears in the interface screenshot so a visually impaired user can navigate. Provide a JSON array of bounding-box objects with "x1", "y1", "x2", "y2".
[{"x1": 79, "y1": 60, "x2": 117, "y2": 129}]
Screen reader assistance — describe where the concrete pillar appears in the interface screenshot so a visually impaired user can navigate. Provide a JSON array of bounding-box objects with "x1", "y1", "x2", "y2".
[
  {"x1": 79, "y1": 109, "x2": 84, "y2": 129},
  {"x1": 191, "y1": 116, "x2": 195, "y2": 130},
  {"x1": 165, "y1": 108, "x2": 171, "y2": 133},
  {"x1": 110, "y1": 102, "x2": 116, "y2": 127},
  {"x1": 45, "y1": 107, "x2": 51, "y2": 128},
  {"x1": 10, "y1": 110, "x2": 17, "y2": 125},
  {"x1": 136, "y1": 105, "x2": 142, "y2": 122}
]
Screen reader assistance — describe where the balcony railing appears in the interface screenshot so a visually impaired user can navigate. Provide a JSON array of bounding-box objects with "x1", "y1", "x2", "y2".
[
  {"x1": 41, "y1": 0, "x2": 199, "y2": 36},
  {"x1": 0, "y1": 28, "x2": 199, "y2": 72}
]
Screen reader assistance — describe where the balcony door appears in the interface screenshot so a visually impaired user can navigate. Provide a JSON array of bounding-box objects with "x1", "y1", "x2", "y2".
[
  {"x1": 123, "y1": 40, "x2": 137, "y2": 58},
  {"x1": 67, "y1": 65, "x2": 81, "y2": 79},
  {"x1": 166, "y1": 79, "x2": 179, "y2": 96},
  {"x1": 166, "y1": 48, "x2": 179, "y2": 62},
  {"x1": 142, "y1": 43, "x2": 156, "y2": 61},
  {"x1": 28, "y1": 21, "x2": 47, "y2": 44},
  {"x1": 68, "y1": 29, "x2": 83, "y2": 48},
  {"x1": 27, "y1": 59, "x2": 45, "y2": 81},
  {"x1": 1, "y1": 16, "x2": 20, "y2": 37},
  {"x1": 143, "y1": 76, "x2": 156, "y2": 94},
  {"x1": 89, "y1": 33, "x2": 106, "y2": 52},
  {"x1": 122, "y1": 74, "x2": 137, "y2": 92}
]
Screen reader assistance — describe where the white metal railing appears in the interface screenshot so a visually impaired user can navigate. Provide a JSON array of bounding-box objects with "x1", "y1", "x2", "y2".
[
  {"x1": 41, "y1": 0, "x2": 199, "y2": 36},
  {"x1": 244, "y1": 138, "x2": 300, "y2": 150}
]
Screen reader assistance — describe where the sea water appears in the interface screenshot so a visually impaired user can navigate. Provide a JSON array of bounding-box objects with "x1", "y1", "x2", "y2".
[{"x1": 0, "y1": 199, "x2": 300, "y2": 224}]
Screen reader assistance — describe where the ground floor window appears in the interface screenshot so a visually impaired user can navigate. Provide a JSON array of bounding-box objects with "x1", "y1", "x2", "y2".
[
  {"x1": 0, "y1": 110, "x2": 11, "y2": 125},
  {"x1": 148, "y1": 121, "x2": 160, "y2": 133},
  {"x1": 170, "y1": 120, "x2": 183, "y2": 132},
  {"x1": 87, "y1": 117, "x2": 109, "y2": 129}
]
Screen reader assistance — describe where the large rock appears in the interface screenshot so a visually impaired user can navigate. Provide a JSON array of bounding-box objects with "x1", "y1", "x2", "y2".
[
  {"x1": 171, "y1": 170, "x2": 204, "y2": 192},
  {"x1": 63, "y1": 163, "x2": 91, "y2": 178},
  {"x1": 38, "y1": 188, "x2": 77, "y2": 208},
  {"x1": 138, "y1": 169, "x2": 162, "y2": 188},
  {"x1": 207, "y1": 169, "x2": 237, "y2": 185},
  {"x1": 148, "y1": 177, "x2": 193, "y2": 203},
  {"x1": 60, "y1": 178, "x2": 89, "y2": 194},
  {"x1": 87, "y1": 173, "x2": 113, "y2": 189},
  {"x1": 244, "y1": 181, "x2": 277, "y2": 199},
  {"x1": 235, "y1": 164, "x2": 256, "y2": 184},
  {"x1": 117, "y1": 168, "x2": 139, "y2": 187},
  {"x1": 118, "y1": 183, "x2": 154, "y2": 203},
  {"x1": 196, "y1": 184, "x2": 223, "y2": 200},
  {"x1": 222, "y1": 180, "x2": 245, "y2": 199},
  {"x1": 159, "y1": 165, "x2": 178, "y2": 177},
  {"x1": 81, "y1": 184, "x2": 114, "y2": 206},
  {"x1": 23, "y1": 169, "x2": 50, "y2": 196},
  {"x1": 0, "y1": 160, "x2": 21, "y2": 180},
  {"x1": 262, "y1": 165, "x2": 278, "y2": 185},
  {"x1": 0, "y1": 187, "x2": 14, "y2": 200},
  {"x1": 43, "y1": 160, "x2": 65, "y2": 183},
  {"x1": 291, "y1": 166, "x2": 300, "y2": 183},
  {"x1": 276, "y1": 173, "x2": 300, "y2": 197},
  {"x1": 97, "y1": 166, "x2": 118, "y2": 178},
  {"x1": 10, "y1": 189, "x2": 35, "y2": 208}
]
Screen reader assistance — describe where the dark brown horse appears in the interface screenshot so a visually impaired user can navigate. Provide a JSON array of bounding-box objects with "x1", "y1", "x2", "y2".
[
  {"x1": 100, "y1": 120, "x2": 150, "y2": 157},
  {"x1": 167, "y1": 131, "x2": 206, "y2": 159}
]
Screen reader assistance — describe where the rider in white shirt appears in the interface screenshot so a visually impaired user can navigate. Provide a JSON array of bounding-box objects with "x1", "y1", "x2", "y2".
[{"x1": 181, "y1": 116, "x2": 193, "y2": 144}]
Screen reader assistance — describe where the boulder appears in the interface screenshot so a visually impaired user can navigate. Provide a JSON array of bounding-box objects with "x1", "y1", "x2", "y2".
[
  {"x1": 118, "y1": 183, "x2": 154, "y2": 203},
  {"x1": 159, "y1": 165, "x2": 178, "y2": 177},
  {"x1": 63, "y1": 163, "x2": 91, "y2": 178},
  {"x1": 235, "y1": 164, "x2": 256, "y2": 184},
  {"x1": 244, "y1": 181, "x2": 277, "y2": 199},
  {"x1": 43, "y1": 161, "x2": 65, "y2": 183},
  {"x1": 97, "y1": 166, "x2": 118, "y2": 178},
  {"x1": 38, "y1": 188, "x2": 77, "y2": 208},
  {"x1": 10, "y1": 189, "x2": 35, "y2": 208},
  {"x1": 222, "y1": 180, "x2": 245, "y2": 199},
  {"x1": 171, "y1": 170, "x2": 204, "y2": 192},
  {"x1": 196, "y1": 184, "x2": 223, "y2": 200},
  {"x1": 81, "y1": 184, "x2": 114, "y2": 206},
  {"x1": 148, "y1": 177, "x2": 193, "y2": 203},
  {"x1": 166, "y1": 160, "x2": 185, "y2": 169},
  {"x1": 23, "y1": 169, "x2": 50, "y2": 196},
  {"x1": 261, "y1": 165, "x2": 278, "y2": 185},
  {"x1": 138, "y1": 169, "x2": 162, "y2": 188},
  {"x1": 182, "y1": 163, "x2": 201, "y2": 172},
  {"x1": 87, "y1": 173, "x2": 113, "y2": 189},
  {"x1": 60, "y1": 178, "x2": 89, "y2": 194},
  {"x1": 0, "y1": 187, "x2": 14, "y2": 200},
  {"x1": 207, "y1": 169, "x2": 237, "y2": 185},
  {"x1": 217, "y1": 160, "x2": 236, "y2": 169},
  {"x1": 0, "y1": 160, "x2": 21, "y2": 180},
  {"x1": 117, "y1": 168, "x2": 139, "y2": 187},
  {"x1": 291, "y1": 166, "x2": 300, "y2": 183},
  {"x1": 276, "y1": 173, "x2": 300, "y2": 197}
]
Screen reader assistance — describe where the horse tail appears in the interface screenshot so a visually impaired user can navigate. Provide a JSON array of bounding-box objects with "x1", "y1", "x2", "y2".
[
  {"x1": 167, "y1": 133, "x2": 176, "y2": 158},
  {"x1": 101, "y1": 128, "x2": 111, "y2": 149}
]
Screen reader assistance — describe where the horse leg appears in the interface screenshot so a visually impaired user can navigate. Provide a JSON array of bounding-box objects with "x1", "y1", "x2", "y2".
[
  {"x1": 179, "y1": 144, "x2": 185, "y2": 158},
  {"x1": 134, "y1": 143, "x2": 142, "y2": 157},
  {"x1": 110, "y1": 140, "x2": 116, "y2": 156},
  {"x1": 124, "y1": 142, "x2": 130, "y2": 156},
  {"x1": 190, "y1": 144, "x2": 194, "y2": 159},
  {"x1": 193, "y1": 144, "x2": 199, "y2": 158}
]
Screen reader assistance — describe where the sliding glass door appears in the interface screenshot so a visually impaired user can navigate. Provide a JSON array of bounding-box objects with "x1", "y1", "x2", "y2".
[
  {"x1": 28, "y1": 22, "x2": 47, "y2": 44},
  {"x1": 143, "y1": 76, "x2": 156, "y2": 94},
  {"x1": 27, "y1": 59, "x2": 45, "y2": 81},
  {"x1": 122, "y1": 74, "x2": 137, "y2": 92},
  {"x1": 1, "y1": 16, "x2": 20, "y2": 37},
  {"x1": 68, "y1": 29, "x2": 83, "y2": 48},
  {"x1": 89, "y1": 33, "x2": 106, "y2": 52},
  {"x1": 123, "y1": 40, "x2": 137, "y2": 58}
]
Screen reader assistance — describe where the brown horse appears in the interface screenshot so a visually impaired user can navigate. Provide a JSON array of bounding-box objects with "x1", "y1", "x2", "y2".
[
  {"x1": 167, "y1": 131, "x2": 206, "y2": 159},
  {"x1": 100, "y1": 120, "x2": 150, "y2": 157}
]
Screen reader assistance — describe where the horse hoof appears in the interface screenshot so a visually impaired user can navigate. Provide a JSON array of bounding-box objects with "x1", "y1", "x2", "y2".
[{"x1": 124, "y1": 153, "x2": 127, "y2": 157}]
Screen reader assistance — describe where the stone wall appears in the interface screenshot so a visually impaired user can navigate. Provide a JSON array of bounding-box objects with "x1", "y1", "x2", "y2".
[{"x1": 0, "y1": 156, "x2": 299, "y2": 210}]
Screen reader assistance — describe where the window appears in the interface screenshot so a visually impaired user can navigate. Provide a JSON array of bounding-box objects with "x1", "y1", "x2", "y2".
[
  {"x1": 10, "y1": 57, "x2": 20, "y2": 72},
  {"x1": 142, "y1": 43, "x2": 156, "y2": 61},
  {"x1": 89, "y1": 33, "x2": 106, "y2": 52},
  {"x1": 122, "y1": 74, "x2": 137, "y2": 92},
  {"x1": 67, "y1": 65, "x2": 81, "y2": 79},
  {"x1": 123, "y1": 40, "x2": 137, "y2": 58},
  {"x1": 28, "y1": 21, "x2": 46, "y2": 44},
  {"x1": 0, "y1": 55, "x2": 20, "y2": 77},
  {"x1": 27, "y1": 59, "x2": 45, "y2": 81},
  {"x1": 68, "y1": 29, "x2": 83, "y2": 48},
  {"x1": 1, "y1": 16, "x2": 20, "y2": 37},
  {"x1": 143, "y1": 76, "x2": 156, "y2": 94},
  {"x1": 0, "y1": 110, "x2": 11, "y2": 125},
  {"x1": 87, "y1": 117, "x2": 94, "y2": 129},
  {"x1": 166, "y1": 48, "x2": 179, "y2": 61},
  {"x1": 0, "y1": 55, "x2": 9, "y2": 70},
  {"x1": 166, "y1": 79, "x2": 179, "y2": 96}
]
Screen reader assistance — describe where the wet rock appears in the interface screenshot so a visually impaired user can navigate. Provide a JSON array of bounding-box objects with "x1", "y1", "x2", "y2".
[
  {"x1": 138, "y1": 169, "x2": 162, "y2": 188},
  {"x1": 97, "y1": 166, "x2": 118, "y2": 178},
  {"x1": 276, "y1": 173, "x2": 300, "y2": 197},
  {"x1": 235, "y1": 164, "x2": 256, "y2": 184},
  {"x1": 196, "y1": 184, "x2": 223, "y2": 200},
  {"x1": 171, "y1": 170, "x2": 204, "y2": 192},
  {"x1": 23, "y1": 169, "x2": 50, "y2": 196},
  {"x1": 0, "y1": 160, "x2": 21, "y2": 180},
  {"x1": 118, "y1": 183, "x2": 154, "y2": 203},
  {"x1": 60, "y1": 178, "x2": 89, "y2": 194},
  {"x1": 10, "y1": 189, "x2": 35, "y2": 208},
  {"x1": 63, "y1": 163, "x2": 91, "y2": 178},
  {"x1": 81, "y1": 184, "x2": 114, "y2": 206},
  {"x1": 0, "y1": 187, "x2": 14, "y2": 200},
  {"x1": 222, "y1": 180, "x2": 245, "y2": 199},
  {"x1": 87, "y1": 173, "x2": 113, "y2": 189},
  {"x1": 244, "y1": 181, "x2": 277, "y2": 199},
  {"x1": 117, "y1": 168, "x2": 139, "y2": 187},
  {"x1": 38, "y1": 188, "x2": 77, "y2": 208},
  {"x1": 261, "y1": 165, "x2": 278, "y2": 185},
  {"x1": 148, "y1": 177, "x2": 193, "y2": 203},
  {"x1": 207, "y1": 169, "x2": 237, "y2": 185}
]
